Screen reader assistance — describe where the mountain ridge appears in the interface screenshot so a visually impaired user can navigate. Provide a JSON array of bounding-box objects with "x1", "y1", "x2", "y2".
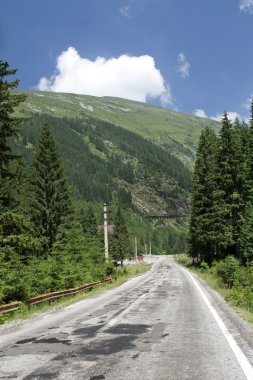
[{"x1": 17, "y1": 91, "x2": 220, "y2": 169}]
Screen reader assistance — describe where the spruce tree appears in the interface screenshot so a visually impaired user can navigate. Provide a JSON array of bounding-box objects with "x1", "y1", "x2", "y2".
[
  {"x1": 0, "y1": 211, "x2": 43, "y2": 263},
  {"x1": 240, "y1": 203, "x2": 253, "y2": 264},
  {"x1": 52, "y1": 218, "x2": 87, "y2": 261},
  {"x1": 189, "y1": 127, "x2": 219, "y2": 263},
  {"x1": 240, "y1": 98, "x2": 253, "y2": 263},
  {"x1": 246, "y1": 98, "x2": 253, "y2": 200},
  {"x1": 117, "y1": 186, "x2": 132, "y2": 206},
  {"x1": 0, "y1": 61, "x2": 42, "y2": 265},
  {"x1": 232, "y1": 120, "x2": 250, "y2": 249},
  {"x1": 52, "y1": 215, "x2": 105, "y2": 286},
  {"x1": 80, "y1": 205, "x2": 97, "y2": 236},
  {"x1": 111, "y1": 205, "x2": 131, "y2": 264},
  {"x1": 30, "y1": 125, "x2": 72, "y2": 250},
  {"x1": 216, "y1": 112, "x2": 248, "y2": 257},
  {"x1": 0, "y1": 61, "x2": 27, "y2": 209},
  {"x1": 250, "y1": 98, "x2": 253, "y2": 131}
]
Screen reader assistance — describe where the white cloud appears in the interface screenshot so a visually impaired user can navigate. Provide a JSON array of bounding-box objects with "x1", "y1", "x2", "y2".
[
  {"x1": 176, "y1": 53, "x2": 190, "y2": 78},
  {"x1": 193, "y1": 109, "x2": 242, "y2": 123},
  {"x1": 120, "y1": 0, "x2": 135, "y2": 17},
  {"x1": 38, "y1": 47, "x2": 173, "y2": 106},
  {"x1": 194, "y1": 109, "x2": 208, "y2": 118},
  {"x1": 239, "y1": 0, "x2": 253, "y2": 13},
  {"x1": 160, "y1": 84, "x2": 173, "y2": 107},
  {"x1": 242, "y1": 94, "x2": 253, "y2": 110},
  {"x1": 120, "y1": 5, "x2": 131, "y2": 17},
  {"x1": 210, "y1": 112, "x2": 241, "y2": 123}
]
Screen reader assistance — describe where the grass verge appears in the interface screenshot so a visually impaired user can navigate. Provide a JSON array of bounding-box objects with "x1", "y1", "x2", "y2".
[
  {"x1": 175, "y1": 254, "x2": 253, "y2": 325},
  {"x1": 0, "y1": 262, "x2": 151, "y2": 325}
]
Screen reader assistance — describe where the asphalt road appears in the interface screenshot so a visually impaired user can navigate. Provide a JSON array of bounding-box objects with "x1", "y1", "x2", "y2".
[{"x1": 0, "y1": 256, "x2": 253, "y2": 380}]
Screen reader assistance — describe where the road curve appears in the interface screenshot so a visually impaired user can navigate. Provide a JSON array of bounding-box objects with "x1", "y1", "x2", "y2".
[{"x1": 0, "y1": 256, "x2": 252, "y2": 380}]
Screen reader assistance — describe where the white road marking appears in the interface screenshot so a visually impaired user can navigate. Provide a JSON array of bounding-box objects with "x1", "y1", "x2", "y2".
[
  {"x1": 183, "y1": 267, "x2": 253, "y2": 380},
  {"x1": 65, "y1": 300, "x2": 87, "y2": 310},
  {"x1": 106, "y1": 293, "x2": 147, "y2": 328},
  {"x1": 42, "y1": 314, "x2": 50, "y2": 319}
]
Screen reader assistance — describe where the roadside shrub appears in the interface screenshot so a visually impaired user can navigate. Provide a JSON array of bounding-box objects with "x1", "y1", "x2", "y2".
[
  {"x1": 176, "y1": 254, "x2": 192, "y2": 267},
  {"x1": 214, "y1": 256, "x2": 241, "y2": 288},
  {"x1": 2, "y1": 264, "x2": 28, "y2": 302},
  {"x1": 105, "y1": 262, "x2": 116, "y2": 276},
  {"x1": 227, "y1": 266, "x2": 253, "y2": 310},
  {"x1": 117, "y1": 266, "x2": 128, "y2": 277},
  {"x1": 200, "y1": 261, "x2": 209, "y2": 271}
]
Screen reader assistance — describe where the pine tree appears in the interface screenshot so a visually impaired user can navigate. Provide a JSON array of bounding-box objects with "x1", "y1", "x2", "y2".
[
  {"x1": 240, "y1": 98, "x2": 253, "y2": 264},
  {"x1": 240, "y1": 203, "x2": 253, "y2": 264},
  {"x1": 0, "y1": 212, "x2": 43, "y2": 263},
  {"x1": 80, "y1": 205, "x2": 97, "y2": 236},
  {"x1": 0, "y1": 61, "x2": 27, "y2": 209},
  {"x1": 189, "y1": 127, "x2": 219, "y2": 263},
  {"x1": 0, "y1": 61, "x2": 42, "y2": 265},
  {"x1": 117, "y1": 186, "x2": 132, "y2": 206},
  {"x1": 30, "y1": 125, "x2": 72, "y2": 250},
  {"x1": 250, "y1": 98, "x2": 253, "y2": 131},
  {"x1": 246, "y1": 98, "x2": 253, "y2": 200},
  {"x1": 52, "y1": 215, "x2": 105, "y2": 287},
  {"x1": 111, "y1": 205, "x2": 131, "y2": 264},
  {"x1": 216, "y1": 112, "x2": 247, "y2": 257},
  {"x1": 232, "y1": 120, "x2": 250, "y2": 249},
  {"x1": 120, "y1": 162, "x2": 135, "y2": 183},
  {"x1": 52, "y1": 218, "x2": 87, "y2": 261}
]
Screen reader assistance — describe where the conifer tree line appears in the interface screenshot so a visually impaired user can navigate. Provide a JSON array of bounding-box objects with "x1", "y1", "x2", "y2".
[
  {"x1": 0, "y1": 61, "x2": 132, "y2": 304},
  {"x1": 189, "y1": 108, "x2": 253, "y2": 265}
]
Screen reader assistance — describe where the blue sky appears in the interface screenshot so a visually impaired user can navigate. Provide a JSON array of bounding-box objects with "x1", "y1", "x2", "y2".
[{"x1": 1, "y1": 0, "x2": 253, "y2": 121}]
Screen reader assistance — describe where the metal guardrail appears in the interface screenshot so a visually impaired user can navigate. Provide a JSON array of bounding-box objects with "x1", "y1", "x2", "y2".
[
  {"x1": 0, "y1": 277, "x2": 113, "y2": 315},
  {"x1": 26, "y1": 278, "x2": 113, "y2": 305},
  {"x1": 0, "y1": 301, "x2": 22, "y2": 315}
]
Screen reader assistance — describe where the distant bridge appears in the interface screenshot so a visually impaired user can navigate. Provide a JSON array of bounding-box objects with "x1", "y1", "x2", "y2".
[{"x1": 144, "y1": 214, "x2": 183, "y2": 220}]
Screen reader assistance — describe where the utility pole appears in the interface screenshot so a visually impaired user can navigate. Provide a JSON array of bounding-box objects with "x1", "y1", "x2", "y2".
[
  {"x1": 145, "y1": 243, "x2": 147, "y2": 255},
  {"x1": 104, "y1": 203, "x2": 109, "y2": 261},
  {"x1": 135, "y1": 236, "x2": 138, "y2": 261},
  {"x1": 149, "y1": 240, "x2": 152, "y2": 256}
]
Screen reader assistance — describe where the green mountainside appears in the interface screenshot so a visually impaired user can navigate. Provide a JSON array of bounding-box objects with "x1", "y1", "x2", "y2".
[
  {"x1": 14, "y1": 91, "x2": 219, "y2": 253},
  {"x1": 18, "y1": 91, "x2": 219, "y2": 169}
]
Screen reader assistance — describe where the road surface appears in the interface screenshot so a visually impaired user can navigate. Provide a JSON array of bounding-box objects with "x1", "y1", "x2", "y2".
[{"x1": 0, "y1": 256, "x2": 253, "y2": 379}]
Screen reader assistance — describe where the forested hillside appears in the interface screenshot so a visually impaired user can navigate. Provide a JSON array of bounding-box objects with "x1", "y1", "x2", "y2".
[
  {"x1": 14, "y1": 89, "x2": 218, "y2": 250},
  {"x1": 18, "y1": 114, "x2": 191, "y2": 210},
  {"x1": 17, "y1": 91, "x2": 219, "y2": 169}
]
